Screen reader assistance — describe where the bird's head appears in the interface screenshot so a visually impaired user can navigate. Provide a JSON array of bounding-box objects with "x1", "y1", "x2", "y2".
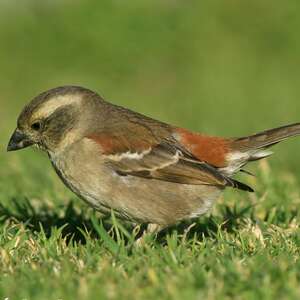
[{"x1": 7, "y1": 86, "x2": 101, "y2": 154}]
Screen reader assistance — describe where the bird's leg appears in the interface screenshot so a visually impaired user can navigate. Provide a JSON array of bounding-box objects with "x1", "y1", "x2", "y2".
[{"x1": 134, "y1": 223, "x2": 163, "y2": 246}]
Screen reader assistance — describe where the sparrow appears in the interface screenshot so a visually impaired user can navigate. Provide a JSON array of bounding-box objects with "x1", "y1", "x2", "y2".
[{"x1": 7, "y1": 86, "x2": 300, "y2": 237}]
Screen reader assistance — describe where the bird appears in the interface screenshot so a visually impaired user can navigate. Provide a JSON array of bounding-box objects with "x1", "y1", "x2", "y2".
[{"x1": 7, "y1": 86, "x2": 300, "y2": 239}]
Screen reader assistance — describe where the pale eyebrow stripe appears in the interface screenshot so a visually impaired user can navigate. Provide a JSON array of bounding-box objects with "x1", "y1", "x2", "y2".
[{"x1": 32, "y1": 94, "x2": 82, "y2": 119}]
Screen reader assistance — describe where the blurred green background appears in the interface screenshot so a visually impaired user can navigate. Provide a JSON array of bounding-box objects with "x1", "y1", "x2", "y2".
[
  {"x1": 1, "y1": 2, "x2": 300, "y2": 299},
  {"x1": 1, "y1": 0, "x2": 300, "y2": 171}
]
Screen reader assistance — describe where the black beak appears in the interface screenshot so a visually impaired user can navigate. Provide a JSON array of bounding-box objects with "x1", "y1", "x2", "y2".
[{"x1": 7, "y1": 129, "x2": 34, "y2": 152}]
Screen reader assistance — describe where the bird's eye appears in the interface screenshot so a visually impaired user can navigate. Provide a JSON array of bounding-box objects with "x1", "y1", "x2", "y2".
[{"x1": 31, "y1": 121, "x2": 42, "y2": 131}]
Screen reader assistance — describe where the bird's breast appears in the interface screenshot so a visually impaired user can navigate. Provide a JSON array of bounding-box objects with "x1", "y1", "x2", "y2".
[{"x1": 47, "y1": 146, "x2": 113, "y2": 215}]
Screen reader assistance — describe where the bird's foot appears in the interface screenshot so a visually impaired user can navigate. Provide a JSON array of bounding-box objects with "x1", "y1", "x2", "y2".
[{"x1": 134, "y1": 223, "x2": 163, "y2": 246}]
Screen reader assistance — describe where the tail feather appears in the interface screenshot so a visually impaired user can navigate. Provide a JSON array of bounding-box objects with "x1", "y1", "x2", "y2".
[
  {"x1": 232, "y1": 123, "x2": 300, "y2": 152},
  {"x1": 221, "y1": 123, "x2": 300, "y2": 176}
]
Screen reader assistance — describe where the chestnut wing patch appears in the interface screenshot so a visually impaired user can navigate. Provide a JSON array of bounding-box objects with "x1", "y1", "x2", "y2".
[
  {"x1": 174, "y1": 128, "x2": 231, "y2": 167},
  {"x1": 88, "y1": 132, "x2": 154, "y2": 155}
]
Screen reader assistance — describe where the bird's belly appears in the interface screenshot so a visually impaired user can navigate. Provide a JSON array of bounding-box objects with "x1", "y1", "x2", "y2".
[{"x1": 49, "y1": 150, "x2": 222, "y2": 225}]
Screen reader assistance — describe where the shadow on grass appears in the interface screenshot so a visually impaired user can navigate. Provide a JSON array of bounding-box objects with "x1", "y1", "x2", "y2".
[
  {"x1": 0, "y1": 196, "x2": 255, "y2": 245},
  {"x1": 157, "y1": 204, "x2": 254, "y2": 243},
  {"x1": 0, "y1": 197, "x2": 99, "y2": 244}
]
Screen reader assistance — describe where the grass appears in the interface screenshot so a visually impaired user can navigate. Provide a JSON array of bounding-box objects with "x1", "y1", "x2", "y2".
[
  {"x1": 1, "y1": 1, "x2": 300, "y2": 299},
  {"x1": 1, "y1": 158, "x2": 300, "y2": 300}
]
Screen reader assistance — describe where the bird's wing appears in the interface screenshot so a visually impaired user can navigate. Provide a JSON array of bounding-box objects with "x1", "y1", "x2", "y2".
[{"x1": 87, "y1": 125, "x2": 253, "y2": 191}]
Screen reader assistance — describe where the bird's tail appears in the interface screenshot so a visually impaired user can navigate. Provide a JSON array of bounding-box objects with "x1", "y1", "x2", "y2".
[
  {"x1": 232, "y1": 123, "x2": 300, "y2": 156},
  {"x1": 222, "y1": 123, "x2": 300, "y2": 175}
]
